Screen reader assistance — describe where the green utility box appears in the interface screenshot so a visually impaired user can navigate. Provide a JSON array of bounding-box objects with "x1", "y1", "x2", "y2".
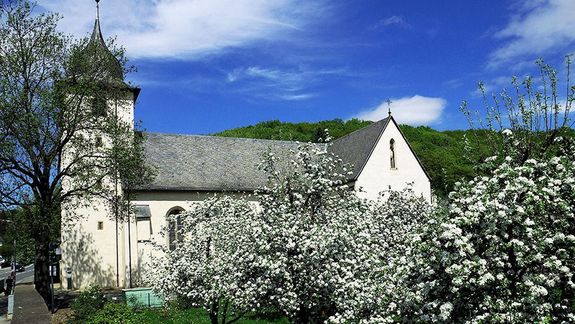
[{"x1": 123, "y1": 288, "x2": 164, "y2": 308}]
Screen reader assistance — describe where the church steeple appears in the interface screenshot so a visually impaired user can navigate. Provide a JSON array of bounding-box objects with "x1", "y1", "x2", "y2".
[
  {"x1": 90, "y1": 0, "x2": 106, "y2": 47},
  {"x1": 74, "y1": 0, "x2": 124, "y2": 82}
]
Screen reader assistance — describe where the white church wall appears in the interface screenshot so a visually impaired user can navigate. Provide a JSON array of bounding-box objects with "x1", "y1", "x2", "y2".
[
  {"x1": 354, "y1": 120, "x2": 431, "y2": 202},
  {"x1": 60, "y1": 97, "x2": 135, "y2": 289},
  {"x1": 112, "y1": 97, "x2": 135, "y2": 129},
  {"x1": 60, "y1": 200, "x2": 126, "y2": 289}
]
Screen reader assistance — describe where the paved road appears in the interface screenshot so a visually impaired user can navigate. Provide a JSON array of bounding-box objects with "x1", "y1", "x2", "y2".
[
  {"x1": 0, "y1": 265, "x2": 35, "y2": 322},
  {"x1": 16, "y1": 266, "x2": 34, "y2": 285},
  {"x1": 1, "y1": 265, "x2": 34, "y2": 285}
]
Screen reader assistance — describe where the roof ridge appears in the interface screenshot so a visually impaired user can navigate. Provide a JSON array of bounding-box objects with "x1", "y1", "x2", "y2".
[
  {"x1": 327, "y1": 117, "x2": 390, "y2": 181},
  {"x1": 330, "y1": 117, "x2": 388, "y2": 144},
  {"x1": 144, "y1": 131, "x2": 320, "y2": 145}
]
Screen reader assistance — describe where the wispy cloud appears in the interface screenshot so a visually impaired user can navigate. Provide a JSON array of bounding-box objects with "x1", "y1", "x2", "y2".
[
  {"x1": 278, "y1": 93, "x2": 316, "y2": 101},
  {"x1": 355, "y1": 95, "x2": 446, "y2": 125},
  {"x1": 228, "y1": 67, "x2": 299, "y2": 83},
  {"x1": 371, "y1": 15, "x2": 411, "y2": 30},
  {"x1": 488, "y1": 0, "x2": 575, "y2": 68},
  {"x1": 37, "y1": 0, "x2": 319, "y2": 60},
  {"x1": 226, "y1": 66, "x2": 344, "y2": 101}
]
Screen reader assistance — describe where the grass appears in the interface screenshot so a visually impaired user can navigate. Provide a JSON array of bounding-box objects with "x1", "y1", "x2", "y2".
[
  {"x1": 133, "y1": 307, "x2": 288, "y2": 323},
  {"x1": 65, "y1": 286, "x2": 288, "y2": 324},
  {"x1": 71, "y1": 302, "x2": 289, "y2": 324}
]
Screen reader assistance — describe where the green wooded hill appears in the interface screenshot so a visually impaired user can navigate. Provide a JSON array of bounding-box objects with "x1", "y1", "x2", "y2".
[{"x1": 214, "y1": 119, "x2": 489, "y2": 197}]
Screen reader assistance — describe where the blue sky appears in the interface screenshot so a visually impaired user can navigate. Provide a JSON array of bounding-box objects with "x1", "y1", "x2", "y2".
[{"x1": 38, "y1": 0, "x2": 575, "y2": 134}]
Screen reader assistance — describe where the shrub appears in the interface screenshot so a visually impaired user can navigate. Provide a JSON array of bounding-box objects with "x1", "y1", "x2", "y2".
[
  {"x1": 69, "y1": 285, "x2": 106, "y2": 323},
  {"x1": 86, "y1": 302, "x2": 134, "y2": 324}
]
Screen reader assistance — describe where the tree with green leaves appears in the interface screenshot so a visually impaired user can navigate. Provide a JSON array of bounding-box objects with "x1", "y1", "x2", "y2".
[
  {"x1": 461, "y1": 58, "x2": 574, "y2": 164},
  {"x1": 0, "y1": 0, "x2": 152, "y2": 300},
  {"x1": 0, "y1": 208, "x2": 38, "y2": 265}
]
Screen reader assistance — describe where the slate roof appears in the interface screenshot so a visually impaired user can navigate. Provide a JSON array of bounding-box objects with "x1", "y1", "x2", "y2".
[
  {"x1": 135, "y1": 117, "x2": 402, "y2": 192},
  {"x1": 328, "y1": 118, "x2": 389, "y2": 180},
  {"x1": 138, "y1": 133, "x2": 304, "y2": 191}
]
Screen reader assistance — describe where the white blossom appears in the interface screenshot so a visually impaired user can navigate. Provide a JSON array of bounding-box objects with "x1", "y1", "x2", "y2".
[{"x1": 398, "y1": 154, "x2": 575, "y2": 322}]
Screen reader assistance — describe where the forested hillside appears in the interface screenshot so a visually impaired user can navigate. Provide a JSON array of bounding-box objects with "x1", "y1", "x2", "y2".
[
  {"x1": 214, "y1": 119, "x2": 492, "y2": 197},
  {"x1": 216, "y1": 119, "x2": 373, "y2": 143}
]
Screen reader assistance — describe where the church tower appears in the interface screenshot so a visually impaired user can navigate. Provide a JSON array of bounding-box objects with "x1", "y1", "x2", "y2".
[
  {"x1": 60, "y1": 0, "x2": 140, "y2": 289},
  {"x1": 70, "y1": 0, "x2": 140, "y2": 127}
]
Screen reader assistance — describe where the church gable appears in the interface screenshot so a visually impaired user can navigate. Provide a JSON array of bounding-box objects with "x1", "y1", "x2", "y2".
[
  {"x1": 353, "y1": 117, "x2": 431, "y2": 201},
  {"x1": 328, "y1": 117, "x2": 390, "y2": 181}
]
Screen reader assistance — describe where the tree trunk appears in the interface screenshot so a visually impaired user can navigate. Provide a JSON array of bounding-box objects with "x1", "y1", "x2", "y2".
[
  {"x1": 293, "y1": 308, "x2": 311, "y2": 324},
  {"x1": 34, "y1": 236, "x2": 51, "y2": 303},
  {"x1": 31, "y1": 190, "x2": 58, "y2": 304},
  {"x1": 209, "y1": 298, "x2": 220, "y2": 324}
]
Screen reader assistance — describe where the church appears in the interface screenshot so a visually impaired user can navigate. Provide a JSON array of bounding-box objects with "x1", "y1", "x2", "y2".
[{"x1": 60, "y1": 4, "x2": 431, "y2": 289}]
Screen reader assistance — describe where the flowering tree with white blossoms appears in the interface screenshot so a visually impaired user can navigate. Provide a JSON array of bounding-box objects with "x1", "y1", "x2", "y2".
[
  {"x1": 346, "y1": 188, "x2": 432, "y2": 323},
  {"x1": 400, "y1": 153, "x2": 575, "y2": 322},
  {"x1": 149, "y1": 196, "x2": 264, "y2": 324},
  {"x1": 398, "y1": 60, "x2": 575, "y2": 322},
  {"x1": 250, "y1": 143, "x2": 379, "y2": 323},
  {"x1": 252, "y1": 143, "x2": 432, "y2": 323}
]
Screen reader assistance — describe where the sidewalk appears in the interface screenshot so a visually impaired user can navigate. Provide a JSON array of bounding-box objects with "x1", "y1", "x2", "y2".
[
  {"x1": 0, "y1": 294, "x2": 8, "y2": 324},
  {"x1": 10, "y1": 284, "x2": 51, "y2": 324}
]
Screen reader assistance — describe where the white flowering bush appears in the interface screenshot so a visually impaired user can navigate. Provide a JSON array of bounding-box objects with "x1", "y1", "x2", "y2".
[
  {"x1": 401, "y1": 154, "x2": 575, "y2": 323},
  {"x1": 254, "y1": 144, "x2": 432, "y2": 323},
  {"x1": 340, "y1": 188, "x2": 432, "y2": 324},
  {"x1": 148, "y1": 196, "x2": 263, "y2": 323},
  {"x1": 253, "y1": 143, "x2": 379, "y2": 323},
  {"x1": 406, "y1": 59, "x2": 575, "y2": 323}
]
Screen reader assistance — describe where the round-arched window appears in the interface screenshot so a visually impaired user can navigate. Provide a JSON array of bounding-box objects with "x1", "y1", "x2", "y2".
[{"x1": 167, "y1": 207, "x2": 184, "y2": 251}]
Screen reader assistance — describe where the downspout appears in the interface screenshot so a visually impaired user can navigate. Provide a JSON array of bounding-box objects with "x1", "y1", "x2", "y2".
[
  {"x1": 114, "y1": 100, "x2": 119, "y2": 288},
  {"x1": 127, "y1": 203, "x2": 132, "y2": 288}
]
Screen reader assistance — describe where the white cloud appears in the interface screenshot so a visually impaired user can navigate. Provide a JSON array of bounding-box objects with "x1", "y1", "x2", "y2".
[
  {"x1": 380, "y1": 16, "x2": 406, "y2": 27},
  {"x1": 355, "y1": 95, "x2": 446, "y2": 125},
  {"x1": 37, "y1": 0, "x2": 316, "y2": 59},
  {"x1": 489, "y1": 0, "x2": 575, "y2": 68},
  {"x1": 227, "y1": 66, "x2": 307, "y2": 87}
]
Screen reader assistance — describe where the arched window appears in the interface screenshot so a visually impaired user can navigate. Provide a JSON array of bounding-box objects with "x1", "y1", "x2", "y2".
[
  {"x1": 390, "y1": 138, "x2": 396, "y2": 169},
  {"x1": 167, "y1": 207, "x2": 184, "y2": 251}
]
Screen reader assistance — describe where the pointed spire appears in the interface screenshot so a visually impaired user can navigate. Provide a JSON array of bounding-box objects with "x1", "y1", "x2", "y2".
[
  {"x1": 90, "y1": 0, "x2": 105, "y2": 47},
  {"x1": 71, "y1": 0, "x2": 124, "y2": 82}
]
